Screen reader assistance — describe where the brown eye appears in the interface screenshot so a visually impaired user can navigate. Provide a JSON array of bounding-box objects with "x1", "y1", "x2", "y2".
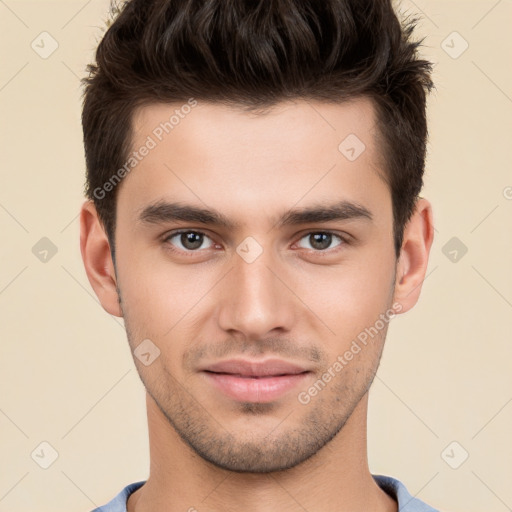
[
  {"x1": 296, "y1": 232, "x2": 345, "y2": 251},
  {"x1": 164, "y1": 231, "x2": 214, "y2": 252}
]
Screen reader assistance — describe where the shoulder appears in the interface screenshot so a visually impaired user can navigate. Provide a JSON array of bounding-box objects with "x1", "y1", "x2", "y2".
[
  {"x1": 373, "y1": 474, "x2": 441, "y2": 511},
  {"x1": 89, "y1": 481, "x2": 146, "y2": 512}
]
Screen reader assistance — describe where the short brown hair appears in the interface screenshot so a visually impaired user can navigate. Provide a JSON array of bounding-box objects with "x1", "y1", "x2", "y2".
[{"x1": 82, "y1": 0, "x2": 434, "y2": 259}]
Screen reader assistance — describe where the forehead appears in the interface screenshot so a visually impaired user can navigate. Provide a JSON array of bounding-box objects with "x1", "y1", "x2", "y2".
[
  {"x1": 132, "y1": 97, "x2": 380, "y2": 156},
  {"x1": 117, "y1": 97, "x2": 390, "y2": 230}
]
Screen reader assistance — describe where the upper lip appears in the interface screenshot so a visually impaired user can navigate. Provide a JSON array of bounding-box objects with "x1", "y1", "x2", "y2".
[{"x1": 202, "y1": 358, "x2": 310, "y2": 377}]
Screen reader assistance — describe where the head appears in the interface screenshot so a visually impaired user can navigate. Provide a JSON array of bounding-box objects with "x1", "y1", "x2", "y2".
[{"x1": 80, "y1": 0, "x2": 434, "y2": 473}]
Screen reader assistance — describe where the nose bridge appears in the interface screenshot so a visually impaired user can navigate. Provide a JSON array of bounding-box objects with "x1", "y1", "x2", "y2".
[{"x1": 217, "y1": 240, "x2": 294, "y2": 337}]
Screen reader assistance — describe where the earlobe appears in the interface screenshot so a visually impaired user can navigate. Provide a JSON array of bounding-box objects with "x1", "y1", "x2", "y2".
[
  {"x1": 393, "y1": 198, "x2": 434, "y2": 314},
  {"x1": 79, "y1": 200, "x2": 123, "y2": 317}
]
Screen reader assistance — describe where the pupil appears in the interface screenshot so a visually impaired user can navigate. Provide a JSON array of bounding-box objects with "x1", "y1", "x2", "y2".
[
  {"x1": 311, "y1": 233, "x2": 331, "y2": 250},
  {"x1": 182, "y1": 232, "x2": 203, "y2": 250}
]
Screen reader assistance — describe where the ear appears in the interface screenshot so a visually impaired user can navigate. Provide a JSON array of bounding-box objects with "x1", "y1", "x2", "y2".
[
  {"x1": 79, "y1": 200, "x2": 123, "y2": 317},
  {"x1": 393, "y1": 198, "x2": 434, "y2": 314}
]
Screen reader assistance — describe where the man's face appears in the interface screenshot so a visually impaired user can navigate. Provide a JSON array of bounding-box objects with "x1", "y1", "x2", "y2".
[{"x1": 113, "y1": 97, "x2": 398, "y2": 472}]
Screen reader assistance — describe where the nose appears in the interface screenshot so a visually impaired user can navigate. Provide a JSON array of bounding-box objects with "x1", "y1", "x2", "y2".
[{"x1": 216, "y1": 243, "x2": 296, "y2": 340}]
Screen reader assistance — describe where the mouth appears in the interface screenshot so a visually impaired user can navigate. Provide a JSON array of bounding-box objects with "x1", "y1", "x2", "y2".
[
  {"x1": 201, "y1": 358, "x2": 312, "y2": 403},
  {"x1": 204, "y1": 372, "x2": 304, "y2": 378}
]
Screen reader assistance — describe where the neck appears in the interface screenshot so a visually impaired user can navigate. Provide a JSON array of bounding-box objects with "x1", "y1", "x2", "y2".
[{"x1": 127, "y1": 392, "x2": 397, "y2": 512}]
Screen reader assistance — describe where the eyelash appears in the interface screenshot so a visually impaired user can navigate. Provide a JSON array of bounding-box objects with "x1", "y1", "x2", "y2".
[{"x1": 161, "y1": 229, "x2": 350, "y2": 257}]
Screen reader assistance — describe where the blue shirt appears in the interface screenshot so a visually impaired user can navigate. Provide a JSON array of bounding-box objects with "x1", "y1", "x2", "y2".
[{"x1": 90, "y1": 474, "x2": 440, "y2": 511}]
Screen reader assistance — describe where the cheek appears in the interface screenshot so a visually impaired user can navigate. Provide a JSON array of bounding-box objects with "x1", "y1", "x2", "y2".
[
  {"x1": 116, "y1": 253, "x2": 216, "y2": 366},
  {"x1": 116, "y1": 244, "x2": 189, "y2": 323},
  {"x1": 292, "y1": 255, "x2": 395, "y2": 352}
]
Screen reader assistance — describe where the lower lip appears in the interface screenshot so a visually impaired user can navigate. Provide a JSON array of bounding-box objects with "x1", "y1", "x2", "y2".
[{"x1": 203, "y1": 371, "x2": 311, "y2": 403}]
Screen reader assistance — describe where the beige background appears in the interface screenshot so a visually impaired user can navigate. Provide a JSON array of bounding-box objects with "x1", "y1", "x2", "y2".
[{"x1": 1, "y1": 1, "x2": 511, "y2": 511}]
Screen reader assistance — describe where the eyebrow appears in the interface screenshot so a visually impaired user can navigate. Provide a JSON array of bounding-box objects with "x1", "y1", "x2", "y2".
[{"x1": 137, "y1": 199, "x2": 373, "y2": 230}]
